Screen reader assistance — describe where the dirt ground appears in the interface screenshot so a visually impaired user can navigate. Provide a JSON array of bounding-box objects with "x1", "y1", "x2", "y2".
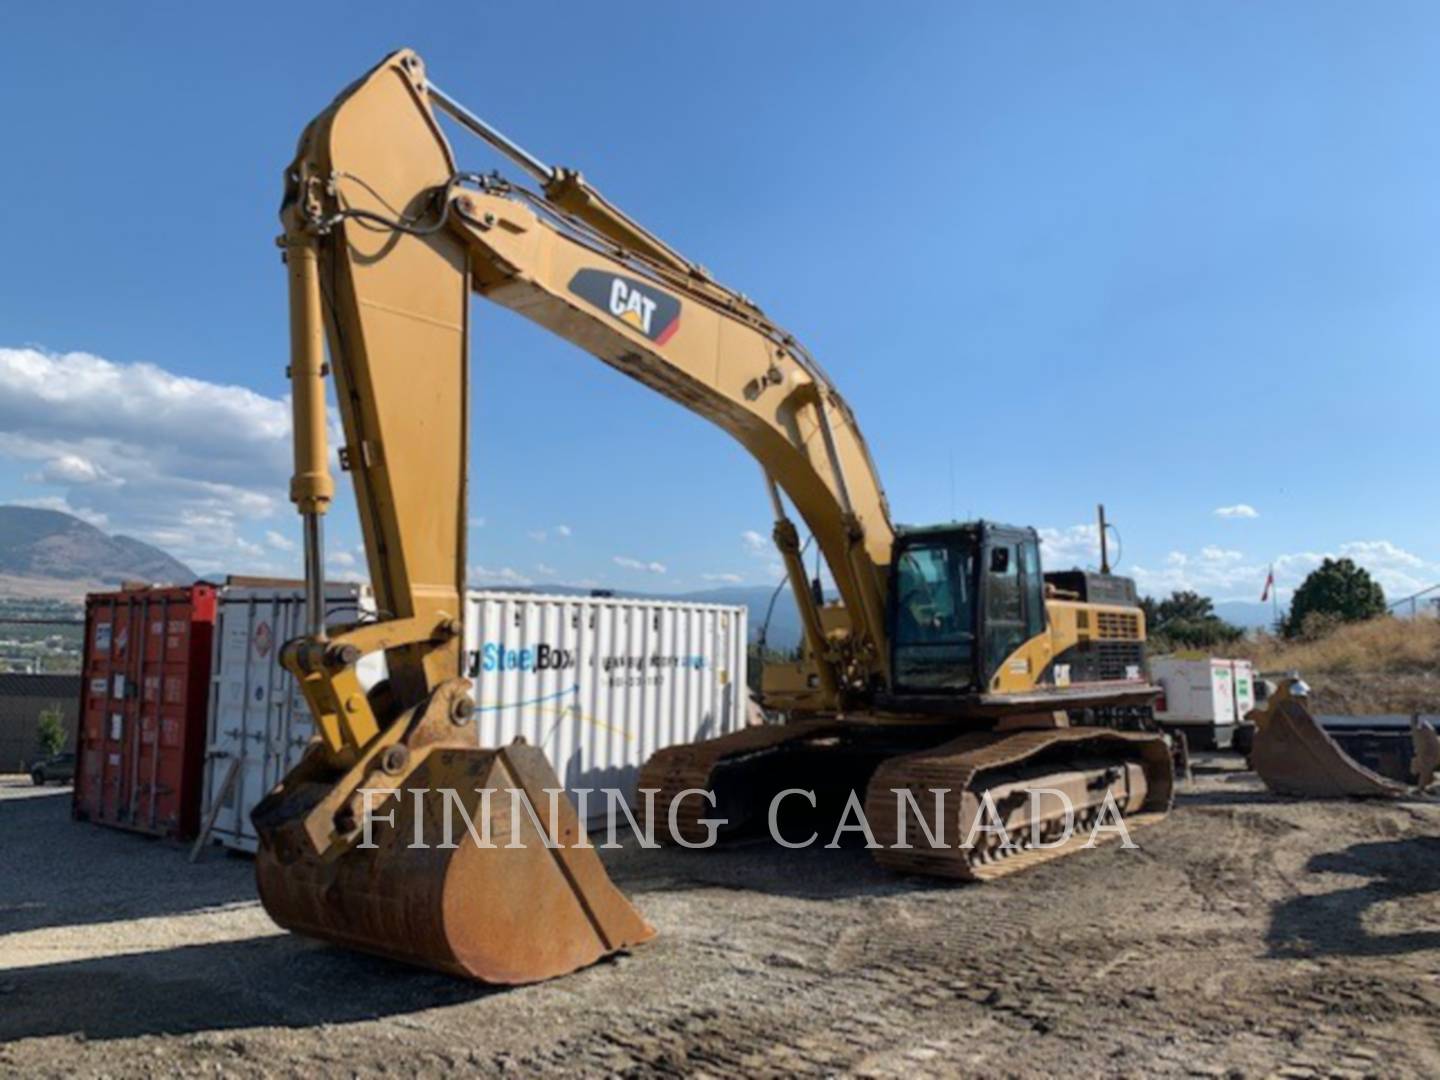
[{"x1": 2, "y1": 760, "x2": 1438, "y2": 1079}]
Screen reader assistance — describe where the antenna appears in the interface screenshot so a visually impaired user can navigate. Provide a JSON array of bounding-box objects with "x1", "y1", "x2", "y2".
[{"x1": 1098, "y1": 503, "x2": 1111, "y2": 574}]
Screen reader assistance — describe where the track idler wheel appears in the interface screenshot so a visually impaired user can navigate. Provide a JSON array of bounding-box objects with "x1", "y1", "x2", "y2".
[{"x1": 253, "y1": 681, "x2": 653, "y2": 984}]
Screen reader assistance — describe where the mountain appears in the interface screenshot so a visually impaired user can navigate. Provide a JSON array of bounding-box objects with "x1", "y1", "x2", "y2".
[
  {"x1": 0, "y1": 506, "x2": 194, "y2": 587},
  {"x1": 1214, "y1": 601, "x2": 1280, "y2": 631},
  {"x1": 674, "y1": 584, "x2": 803, "y2": 648}
]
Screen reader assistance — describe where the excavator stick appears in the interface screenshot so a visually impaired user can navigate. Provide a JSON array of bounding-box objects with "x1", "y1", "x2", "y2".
[
  {"x1": 255, "y1": 50, "x2": 652, "y2": 983},
  {"x1": 1249, "y1": 680, "x2": 1438, "y2": 799},
  {"x1": 253, "y1": 681, "x2": 653, "y2": 983}
]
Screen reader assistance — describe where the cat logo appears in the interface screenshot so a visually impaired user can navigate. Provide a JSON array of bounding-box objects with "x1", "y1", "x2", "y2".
[{"x1": 567, "y1": 269, "x2": 681, "y2": 345}]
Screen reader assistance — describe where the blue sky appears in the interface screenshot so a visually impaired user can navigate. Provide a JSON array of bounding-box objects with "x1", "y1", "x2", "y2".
[{"x1": 1, "y1": 3, "x2": 1437, "y2": 605}]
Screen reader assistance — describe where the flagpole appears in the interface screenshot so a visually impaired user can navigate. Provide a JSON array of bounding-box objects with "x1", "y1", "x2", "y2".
[{"x1": 1270, "y1": 562, "x2": 1278, "y2": 630}]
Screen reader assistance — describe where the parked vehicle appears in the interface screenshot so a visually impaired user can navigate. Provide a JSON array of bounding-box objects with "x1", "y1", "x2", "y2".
[
  {"x1": 1150, "y1": 657, "x2": 1257, "y2": 751},
  {"x1": 30, "y1": 750, "x2": 75, "y2": 785}
]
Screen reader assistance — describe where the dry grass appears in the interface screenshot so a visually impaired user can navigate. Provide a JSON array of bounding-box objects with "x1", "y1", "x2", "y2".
[
  {"x1": 1217, "y1": 616, "x2": 1440, "y2": 674},
  {"x1": 1171, "y1": 616, "x2": 1440, "y2": 714}
]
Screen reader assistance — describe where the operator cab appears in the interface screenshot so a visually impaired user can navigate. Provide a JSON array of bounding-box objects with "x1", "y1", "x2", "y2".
[{"x1": 887, "y1": 522, "x2": 1046, "y2": 696}]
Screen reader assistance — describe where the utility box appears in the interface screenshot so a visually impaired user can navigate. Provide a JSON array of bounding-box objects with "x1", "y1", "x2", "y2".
[
  {"x1": 1150, "y1": 657, "x2": 1257, "y2": 751},
  {"x1": 74, "y1": 584, "x2": 218, "y2": 840},
  {"x1": 200, "y1": 582, "x2": 383, "y2": 853},
  {"x1": 463, "y1": 590, "x2": 748, "y2": 825}
]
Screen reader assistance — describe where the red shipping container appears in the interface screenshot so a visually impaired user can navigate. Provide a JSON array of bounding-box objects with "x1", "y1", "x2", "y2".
[{"x1": 73, "y1": 584, "x2": 217, "y2": 840}]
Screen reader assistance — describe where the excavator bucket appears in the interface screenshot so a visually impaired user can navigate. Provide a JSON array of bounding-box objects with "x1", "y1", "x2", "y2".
[
  {"x1": 1250, "y1": 680, "x2": 1439, "y2": 799},
  {"x1": 253, "y1": 687, "x2": 653, "y2": 984}
]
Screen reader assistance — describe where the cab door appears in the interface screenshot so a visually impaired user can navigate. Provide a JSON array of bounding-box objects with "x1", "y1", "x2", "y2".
[{"x1": 981, "y1": 532, "x2": 1047, "y2": 687}]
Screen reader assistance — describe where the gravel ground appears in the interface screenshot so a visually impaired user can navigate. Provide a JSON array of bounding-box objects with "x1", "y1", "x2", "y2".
[{"x1": 1, "y1": 761, "x2": 1438, "y2": 1078}]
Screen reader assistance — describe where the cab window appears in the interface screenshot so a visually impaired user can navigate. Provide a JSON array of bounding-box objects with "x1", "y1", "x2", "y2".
[
  {"x1": 984, "y1": 541, "x2": 1026, "y2": 679},
  {"x1": 1019, "y1": 538, "x2": 1045, "y2": 640},
  {"x1": 892, "y1": 538, "x2": 976, "y2": 692}
]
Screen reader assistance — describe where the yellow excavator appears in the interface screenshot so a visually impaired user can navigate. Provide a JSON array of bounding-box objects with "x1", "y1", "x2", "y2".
[{"x1": 253, "y1": 50, "x2": 1174, "y2": 985}]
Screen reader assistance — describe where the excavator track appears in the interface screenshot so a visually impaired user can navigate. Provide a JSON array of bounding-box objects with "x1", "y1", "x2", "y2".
[
  {"x1": 640, "y1": 722, "x2": 1174, "y2": 879},
  {"x1": 638, "y1": 718, "x2": 855, "y2": 841},
  {"x1": 866, "y1": 727, "x2": 1174, "y2": 881}
]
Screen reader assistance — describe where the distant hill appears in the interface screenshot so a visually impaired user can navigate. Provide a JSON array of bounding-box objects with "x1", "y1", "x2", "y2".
[
  {"x1": 1214, "y1": 601, "x2": 1279, "y2": 630},
  {"x1": 0, "y1": 506, "x2": 194, "y2": 588}
]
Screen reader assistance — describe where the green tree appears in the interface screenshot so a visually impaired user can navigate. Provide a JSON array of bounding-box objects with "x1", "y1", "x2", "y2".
[
  {"x1": 1283, "y1": 557, "x2": 1386, "y2": 639},
  {"x1": 1156, "y1": 590, "x2": 1216, "y2": 625},
  {"x1": 35, "y1": 704, "x2": 67, "y2": 756},
  {"x1": 1142, "y1": 590, "x2": 1244, "y2": 651}
]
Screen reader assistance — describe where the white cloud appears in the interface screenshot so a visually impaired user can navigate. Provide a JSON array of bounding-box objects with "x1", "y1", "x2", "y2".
[
  {"x1": 525, "y1": 524, "x2": 573, "y2": 544},
  {"x1": 535, "y1": 562, "x2": 558, "y2": 577},
  {"x1": 702, "y1": 572, "x2": 744, "y2": 584},
  {"x1": 265, "y1": 530, "x2": 296, "y2": 552},
  {"x1": 1199, "y1": 546, "x2": 1243, "y2": 563},
  {"x1": 1214, "y1": 504, "x2": 1259, "y2": 519},
  {"x1": 327, "y1": 551, "x2": 356, "y2": 568},
  {"x1": 471, "y1": 564, "x2": 533, "y2": 586},
  {"x1": 1132, "y1": 538, "x2": 1437, "y2": 602},
  {"x1": 1037, "y1": 524, "x2": 1100, "y2": 569},
  {"x1": 1339, "y1": 540, "x2": 1425, "y2": 571},
  {"x1": 0, "y1": 346, "x2": 292, "y2": 568},
  {"x1": 613, "y1": 555, "x2": 667, "y2": 575},
  {"x1": 12, "y1": 494, "x2": 109, "y2": 529},
  {"x1": 36, "y1": 453, "x2": 120, "y2": 487},
  {"x1": 741, "y1": 529, "x2": 769, "y2": 556},
  {"x1": 468, "y1": 516, "x2": 486, "y2": 528}
]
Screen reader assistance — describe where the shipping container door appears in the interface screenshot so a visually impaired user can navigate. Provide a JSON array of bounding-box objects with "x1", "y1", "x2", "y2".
[
  {"x1": 85, "y1": 602, "x2": 120, "y2": 821},
  {"x1": 151, "y1": 595, "x2": 193, "y2": 834},
  {"x1": 275, "y1": 598, "x2": 309, "y2": 795},
  {"x1": 207, "y1": 596, "x2": 266, "y2": 846},
  {"x1": 113, "y1": 597, "x2": 143, "y2": 825}
]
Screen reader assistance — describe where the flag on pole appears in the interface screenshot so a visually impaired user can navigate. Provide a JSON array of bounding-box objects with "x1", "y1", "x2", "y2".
[{"x1": 1261, "y1": 567, "x2": 1275, "y2": 603}]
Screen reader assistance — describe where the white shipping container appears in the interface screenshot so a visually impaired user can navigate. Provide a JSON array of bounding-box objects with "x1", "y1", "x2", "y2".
[
  {"x1": 463, "y1": 590, "x2": 748, "y2": 823},
  {"x1": 202, "y1": 582, "x2": 384, "y2": 853}
]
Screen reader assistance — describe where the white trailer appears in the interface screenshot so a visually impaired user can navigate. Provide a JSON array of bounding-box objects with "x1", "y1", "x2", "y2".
[
  {"x1": 201, "y1": 582, "x2": 384, "y2": 853},
  {"x1": 464, "y1": 591, "x2": 748, "y2": 825},
  {"x1": 1150, "y1": 657, "x2": 1257, "y2": 750}
]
